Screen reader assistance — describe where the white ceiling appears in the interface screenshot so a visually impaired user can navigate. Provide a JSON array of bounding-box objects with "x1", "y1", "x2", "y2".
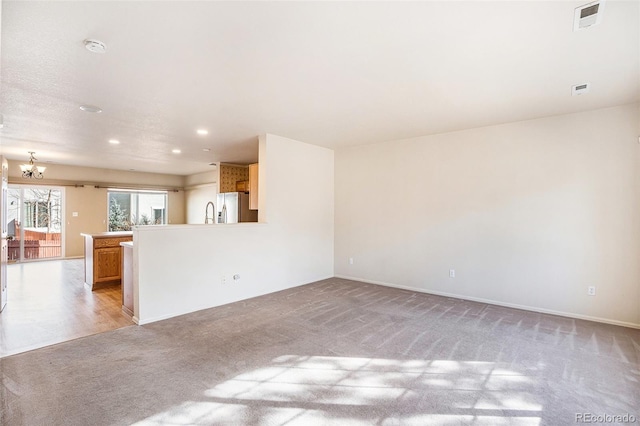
[{"x1": 0, "y1": 1, "x2": 638, "y2": 175}]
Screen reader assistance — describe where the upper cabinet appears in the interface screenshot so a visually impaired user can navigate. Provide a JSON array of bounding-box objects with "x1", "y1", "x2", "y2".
[
  {"x1": 218, "y1": 162, "x2": 258, "y2": 210},
  {"x1": 249, "y1": 163, "x2": 259, "y2": 210},
  {"x1": 219, "y1": 164, "x2": 249, "y2": 193}
]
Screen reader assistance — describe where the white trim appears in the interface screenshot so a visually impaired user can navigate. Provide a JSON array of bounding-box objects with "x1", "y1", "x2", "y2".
[
  {"x1": 60, "y1": 187, "x2": 66, "y2": 258},
  {"x1": 335, "y1": 274, "x2": 640, "y2": 330},
  {"x1": 136, "y1": 311, "x2": 196, "y2": 325}
]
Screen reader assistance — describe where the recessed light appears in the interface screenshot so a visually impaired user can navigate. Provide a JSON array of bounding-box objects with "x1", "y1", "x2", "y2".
[
  {"x1": 79, "y1": 105, "x2": 102, "y2": 113},
  {"x1": 197, "y1": 129, "x2": 209, "y2": 136},
  {"x1": 172, "y1": 149, "x2": 181, "y2": 154},
  {"x1": 109, "y1": 139, "x2": 120, "y2": 145},
  {"x1": 202, "y1": 148, "x2": 211, "y2": 152},
  {"x1": 83, "y1": 39, "x2": 107, "y2": 54}
]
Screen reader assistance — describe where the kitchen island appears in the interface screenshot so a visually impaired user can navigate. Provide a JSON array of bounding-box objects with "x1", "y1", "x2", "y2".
[
  {"x1": 120, "y1": 241, "x2": 134, "y2": 316},
  {"x1": 81, "y1": 231, "x2": 133, "y2": 290}
]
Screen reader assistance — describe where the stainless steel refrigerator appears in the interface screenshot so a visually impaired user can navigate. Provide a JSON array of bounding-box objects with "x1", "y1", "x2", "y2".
[{"x1": 216, "y1": 192, "x2": 258, "y2": 223}]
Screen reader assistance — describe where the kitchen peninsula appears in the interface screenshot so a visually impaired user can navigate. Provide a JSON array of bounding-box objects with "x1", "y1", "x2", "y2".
[{"x1": 81, "y1": 231, "x2": 133, "y2": 290}]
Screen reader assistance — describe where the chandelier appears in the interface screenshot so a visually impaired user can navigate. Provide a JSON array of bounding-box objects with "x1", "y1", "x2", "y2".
[{"x1": 20, "y1": 152, "x2": 46, "y2": 179}]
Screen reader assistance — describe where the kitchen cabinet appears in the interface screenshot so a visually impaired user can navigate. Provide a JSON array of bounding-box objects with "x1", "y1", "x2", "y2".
[
  {"x1": 95, "y1": 247, "x2": 121, "y2": 282},
  {"x1": 236, "y1": 180, "x2": 249, "y2": 192},
  {"x1": 120, "y1": 242, "x2": 134, "y2": 316},
  {"x1": 249, "y1": 163, "x2": 259, "y2": 210},
  {"x1": 81, "y1": 232, "x2": 133, "y2": 290}
]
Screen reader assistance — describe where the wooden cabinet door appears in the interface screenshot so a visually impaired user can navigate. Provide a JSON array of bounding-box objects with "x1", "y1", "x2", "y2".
[
  {"x1": 94, "y1": 247, "x2": 121, "y2": 282},
  {"x1": 249, "y1": 163, "x2": 259, "y2": 210}
]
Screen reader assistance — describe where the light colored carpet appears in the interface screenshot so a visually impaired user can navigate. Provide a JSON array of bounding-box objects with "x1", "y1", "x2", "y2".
[{"x1": 1, "y1": 278, "x2": 639, "y2": 425}]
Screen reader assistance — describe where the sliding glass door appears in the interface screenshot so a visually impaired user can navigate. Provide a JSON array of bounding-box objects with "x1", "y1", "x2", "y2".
[{"x1": 7, "y1": 186, "x2": 64, "y2": 262}]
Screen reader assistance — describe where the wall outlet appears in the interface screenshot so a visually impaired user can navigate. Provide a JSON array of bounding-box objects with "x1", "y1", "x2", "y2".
[
  {"x1": 221, "y1": 275, "x2": 226, "y2": 285},
  {"x1": 349, "y1": 257, "x2": 354, "y2": 265},
  {"x1": 588, "y1": 286, "x2": 596, "y2": 296},
  {"x1": 449, "y1": 269, "x2": 455, "y2": 278}
]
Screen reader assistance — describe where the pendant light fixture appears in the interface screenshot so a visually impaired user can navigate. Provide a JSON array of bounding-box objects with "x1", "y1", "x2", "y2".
[{"x1": 20, "y1": 151, "x2": 46, "y2": 179}]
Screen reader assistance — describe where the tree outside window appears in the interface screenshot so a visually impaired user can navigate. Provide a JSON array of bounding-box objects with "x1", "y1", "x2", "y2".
[{"x1": 107, "y1": 190, "x2": 167, "y2": 231}]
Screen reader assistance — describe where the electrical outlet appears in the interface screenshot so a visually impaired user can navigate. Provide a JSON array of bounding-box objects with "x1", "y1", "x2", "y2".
[
  {"x1": 349, "y1": 257, "x2": 354, "y2": 265},
  {"x1": 221, "y1": 275, "x2": 226, "y2": 285},
  {"x1": 588, "y1": 286, "x2": 596, "y2": 296},
  {"x1": 449, "y1": 269, "x2": 455, "y2": 278}
]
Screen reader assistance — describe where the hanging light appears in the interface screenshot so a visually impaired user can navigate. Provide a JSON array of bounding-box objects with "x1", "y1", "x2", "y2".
[{"x1": 20, "y1": 152, "x2": 46, "y2": 179}]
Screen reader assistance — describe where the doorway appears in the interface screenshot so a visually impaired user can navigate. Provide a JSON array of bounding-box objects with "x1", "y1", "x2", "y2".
[{"x1": 7, "y1": 185, "x2": 64, "y2": 262}]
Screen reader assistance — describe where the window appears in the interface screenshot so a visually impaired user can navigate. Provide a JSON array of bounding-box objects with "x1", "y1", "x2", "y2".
[
  {"x1": 107, "y1": 190, "x2": 167, "y2": 231},
  {"x1": 7, "y1": 186, "x2": 63, "y2": 261}
]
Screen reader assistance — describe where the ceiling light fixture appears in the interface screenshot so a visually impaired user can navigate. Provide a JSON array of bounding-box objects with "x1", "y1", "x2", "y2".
[
  {"x1": 79, "y1": 105, "x2": 102, "y2": 113},
  {"x1": 109, "y1": 139, "x2": 120, "y2": 144},
  {"x1": 197, "y1": 129, "x2": 209, "y2": 135},
  {"x1": 172, "y1": 149, "x2": 181, "y2": 154},
  {"x1": 20, "y1": 152, "x2": 46, "y2": 179},
  {"x1": 83, "y1": 39, "x2": 107, "y2": 53},
  {"x1": 202, "y1": 148, "x2": 211, "y2": 152}
]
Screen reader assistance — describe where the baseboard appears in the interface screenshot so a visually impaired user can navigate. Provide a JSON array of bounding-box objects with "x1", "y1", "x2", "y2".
[
  {"x1": 136, "y1": 311, "x2": 191, "y2": 325},
  {"x1": 334, "y1": 274, "x2": 640, "y2": 330}
]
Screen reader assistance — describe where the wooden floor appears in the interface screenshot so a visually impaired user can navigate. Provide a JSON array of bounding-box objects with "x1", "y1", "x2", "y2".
[{"x1": 0, "y1": 259, "x2": 134, "y2": 358}]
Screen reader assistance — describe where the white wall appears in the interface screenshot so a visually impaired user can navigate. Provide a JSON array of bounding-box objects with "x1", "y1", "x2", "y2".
[
  {"x1": 335, "y1": 103, "x2": 640, "y2": 328},
  {"x1": 185, "y1": 186, "x2": 216, "y2": 224},
  {"x1": 134, "y1": 134, "x2": 334, "y2": 324},
  {"x1": 184, "y1": 169, "x2": 218, "y2": 224}
]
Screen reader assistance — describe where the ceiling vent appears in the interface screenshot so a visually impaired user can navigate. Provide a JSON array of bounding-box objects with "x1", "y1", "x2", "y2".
[
  {"x1": 574, "y1": 0, "x2": 605, "y2": 31},
  {"x1": 572, "y1": 83, "x2": 590, "y2": 96}
]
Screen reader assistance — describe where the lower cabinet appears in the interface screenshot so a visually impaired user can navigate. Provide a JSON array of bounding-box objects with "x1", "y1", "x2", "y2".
[
  {"x1": 95, "y1": 247, "x2": 121, "y2": 283},
  {"x1": 82, "y1": 233, "x2": 133, "y2": 290},
  {"x1": 121, "y1": 243, "x2": 134, "y2": 316}
]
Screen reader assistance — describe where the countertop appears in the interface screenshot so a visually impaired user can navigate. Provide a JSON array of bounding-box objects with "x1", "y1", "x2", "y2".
[{"x1": 81, "y1": 231, "x2": 133, "y2": 238}]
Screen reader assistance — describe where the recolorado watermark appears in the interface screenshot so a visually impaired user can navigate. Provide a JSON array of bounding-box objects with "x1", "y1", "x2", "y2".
[{"x1": 576, "y1": 413, "x2": 637, "y2": 423}]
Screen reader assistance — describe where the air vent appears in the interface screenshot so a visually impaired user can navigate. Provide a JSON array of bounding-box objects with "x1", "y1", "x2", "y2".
[
  {"x1": 572, "y1": 83, "x2": 590, "y2": 96},
  {"x1": 574, "y1": 0, "x2": 605, "y2": 31}
]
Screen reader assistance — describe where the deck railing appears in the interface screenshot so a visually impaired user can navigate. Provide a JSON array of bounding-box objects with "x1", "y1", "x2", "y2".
[{"x1": 8, "y1": 234, "x2": 62, "y2": 260}]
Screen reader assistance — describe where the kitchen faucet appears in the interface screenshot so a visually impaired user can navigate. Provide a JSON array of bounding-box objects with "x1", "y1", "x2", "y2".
[{"x1": 205, "y1": 201, "x2": 215, "y2": 224}]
